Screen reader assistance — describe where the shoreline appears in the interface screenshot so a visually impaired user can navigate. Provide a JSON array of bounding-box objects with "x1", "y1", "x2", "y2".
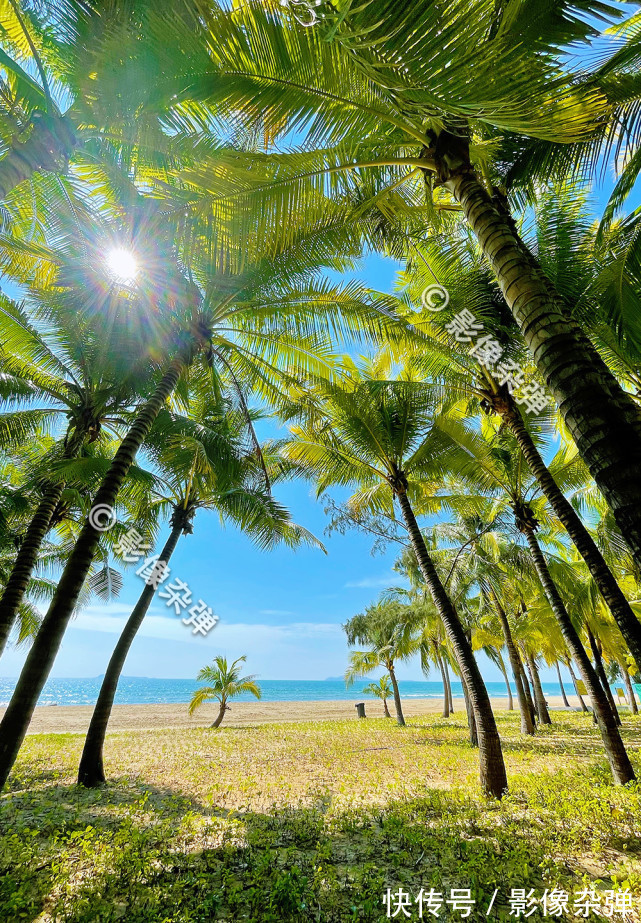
[{"x1": 1, "y1": 694, "x2": 584, "y2": 735}]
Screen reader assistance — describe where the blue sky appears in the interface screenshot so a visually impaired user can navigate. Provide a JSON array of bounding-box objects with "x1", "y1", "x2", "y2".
[{"x1": 3, "y1": 162, "x2": 639, "y2": 686}]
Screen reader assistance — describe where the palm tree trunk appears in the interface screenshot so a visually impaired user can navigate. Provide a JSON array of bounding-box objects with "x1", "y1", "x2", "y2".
[
  {"x1": 0, "y1": 484, "x2": 63, "y2": 656},
  {"x1": 489, "y1": 587, "x2": 534, "y2": 735},
  {"x1": 522, "y1": 653, "x2": 540, "y2": 721},
  {"x1": 619, "y1": 661, "x2": 639, "y2": 715},
  {"x1": 460, "y1": 672, "x2": 479, "y2": 746},
  {"x1": 555, "y1": 662, "x2": 571, "y2": 708},
  {"x1": 446, "y1": 169, "x2": 641, "y2": 576},
  {"x1": 496, "y1": 399, "x2": 641, "y2": 673},
  {"x1": 77, "y1": 518, "x2": 185, "y2": 787},
  {"x1": 397, "y1": 490, "x2": 507, "y2": 796},
  {"x1": 586, "y1": 627, "x2": 621, "y2": 726},
  {"x1": 496, "y1": 650, "x2": 514, "y2": 710},
  {"x1": 567, "y1": 659, "x2": 589, "y2": 712},
  {"x1": 443, "y1": 657, "x2": 454, "y2": 713},
  {"x1": 387, "y1": 662, "x2": 405, "y2": 727},
  {"x1": 520, "y1": 657, "x2": 537, "y2": 726},
  {"x1": 526, "y1": 652, "x2": 551, "y2": 725},
  {"x1": 211, "y1": 704, "x2": 227, "y2": 729},
  {"x1": 441, "y1": 654, "x2": 454, "y2": 717},
  {"x1": 442, "y1": 651, "x2": 454, "y2": 714},
  {"x1": 434, "y1": 646, "x2": 449, "y2": 718},
  {"x1": 0, "y1": 114, "x2": 76, "y2": 200},
  {"x1": 382, "y1": 697, "x2": 391, "y2": 718},
  {"x1": 523, "y1": 528, "x2": 635, "y2": 784},
  {"x1": 0, "y1": 354, "x2": 195, "y2": 789},
  {"x1": 0, "y1": 426, "x2": 86, "y2": 657}
]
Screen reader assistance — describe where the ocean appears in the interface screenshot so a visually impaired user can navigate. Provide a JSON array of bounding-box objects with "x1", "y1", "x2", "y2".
[{"x1": 0, "y1": 676, "x2": 569, "y2": 707}]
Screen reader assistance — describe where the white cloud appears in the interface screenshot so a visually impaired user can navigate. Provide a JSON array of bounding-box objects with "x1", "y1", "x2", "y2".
[{"x1": 70, "y1": 606, "x2": 343, "y2": 646}]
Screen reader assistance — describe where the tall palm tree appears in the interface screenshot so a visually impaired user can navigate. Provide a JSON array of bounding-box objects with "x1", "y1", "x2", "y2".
[
  {"x1": 281, "y1": 358, "x2": 508, "y2": 796},
  {"x1": 77, "y1": 401, "x2": 318, "y2": 786},
  {"x1": 385, "y1": 586, "x2": 454, "y2": 720},
  {"x1": 188, "y1": 0, "x2": 641, "y2": 575},
  {"x1": 188, "y1": 656, "x2": 261, "y2": 729}
]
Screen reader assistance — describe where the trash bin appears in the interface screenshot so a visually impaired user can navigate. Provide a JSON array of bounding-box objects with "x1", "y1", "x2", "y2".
[{"x1": 355, "y1": 702, "x2": 366, "y2": 719}]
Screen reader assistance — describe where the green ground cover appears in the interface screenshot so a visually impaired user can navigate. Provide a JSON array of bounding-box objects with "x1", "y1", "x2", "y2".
[{"x1": 1, "y1": 712, "x2": 640, "y2": 922}]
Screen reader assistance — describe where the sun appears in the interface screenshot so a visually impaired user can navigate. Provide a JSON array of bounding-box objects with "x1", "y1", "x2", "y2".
[{"x1": 106, "y1": 248, "x2": 138, "y2": 283}]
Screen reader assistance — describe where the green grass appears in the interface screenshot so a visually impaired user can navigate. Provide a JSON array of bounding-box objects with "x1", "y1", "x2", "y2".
[{"x1": 1, "y1": 711, "x2": 640, "y2": 921}]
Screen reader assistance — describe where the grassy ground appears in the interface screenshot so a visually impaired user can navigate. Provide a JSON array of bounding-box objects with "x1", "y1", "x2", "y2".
[{"x1": 1, "y1": 711, "x2": 640, "y2": 922}]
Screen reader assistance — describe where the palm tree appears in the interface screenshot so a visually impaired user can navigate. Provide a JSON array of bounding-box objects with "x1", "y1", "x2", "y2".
[
  {"x1": 77, "y1": 400, "x2": 318, "y2": 786},
  {"x1": 440, "y1": 410, "x2": 635, "y2": 784},
  {"x1": 386, "y1": 587, "x2": 454, "y2": 720},
  {"x1": 405, "y1": 499, "x2": 537, "y2": 737},
  {"x1": 188, "y1": 656, "x2": 261, "y2": 729},
  {"x1": 472, "y1": 612, "x2": 514, "y2": 712},
  {"x1": 489, "y1": 387, "x2": 641, "y2": 675},
  {"x1": 363, "y1": 676, "x2": 393, "y2": 719},
  {"x1": 396, "y1": 201, "x2": 641, "y2": 675},
  {"x1": 282, "y1": 358, "x2": 508, "y2": 796},
  {"x1": 190, "y1": 1, "x2": 641, "y2": 575},
  {"x1": 0, "y1": 1, "x2": 216, "y2": 200},
  {"x1": 345, "y1": 598, "x2": 419, "y2": 728}
]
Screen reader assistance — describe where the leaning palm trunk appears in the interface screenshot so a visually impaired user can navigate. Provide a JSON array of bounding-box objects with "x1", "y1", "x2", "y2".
[
  {"x1": 444, "y1": 658, "x2": 454, "y2": 714},
  {"x1": 525, "y1": 653, "x2": 551, "y2": 725},
  {"x1": 211, "y1": 703, "x2": 227, "y2": 729},
  {"x1": 567, "y1": 659, "x2": 589, "y2": 712},
  {"x1": 0, "y1": 428, "x2": 85, "y2": 656},
  {"x1": 445, "y1": 169, "x2": 641, "y2": 576},
  {"x1": 523, "y1": 529, "x2": 635, "y2": 784},
  {"x1": 78, "y1": 514, "x2": 187, "y2": 787},
  {"x1": 460, "y1": 672, "x2": 479, "y2": 746},
  {"x1": 434, "y1": 646, "x2": 449, "y2": 718},
  {"x1": 490, "y1": 395, "x2": 641, "y2": 673},
  {"x1": 555, "y1": 662, "x2": 571, "y2": 708},
  {"x1": 0, "y1": 351, "x2": 197, "y2": 789},
  {"x1": 387, "y1": 662, "x2": 405, "y2": 727},
  {"x1": 382, "y1": 696, "x2": 391, "y2": 718},
  {"x1": 618, "y1": 661, "x2": 639, "y2": 715},
  {"x1": 520, "y1": 658, "x2": 537, "y2": 726},
  {"x1": 397, "y1": 491, "x2": 507, "y2": 796},
  {"x1": 522, "y1": 653, "x2": 540, "y2": 722},
  {"x1": 0, "y1": 485, "x2": 63, "y2": 656},
  {"x1": 496, "y1": 651, "x2": 514, "y2": 711},
  {"x1": 586, "y1": 627, "x2": 621, "y2": 726},
  {"x1": 489, "y1": 587, "x2": 534, "y2": 735}
]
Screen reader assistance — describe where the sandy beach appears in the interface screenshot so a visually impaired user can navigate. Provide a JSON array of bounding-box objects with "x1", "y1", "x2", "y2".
[{"x1": 3, "y1": 694, "x2": 585, "y2": 735}]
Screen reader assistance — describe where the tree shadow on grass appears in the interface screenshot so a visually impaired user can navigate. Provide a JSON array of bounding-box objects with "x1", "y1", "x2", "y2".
[{"x1": 2, "y1": 760, "x2": 639, "y2": 923}]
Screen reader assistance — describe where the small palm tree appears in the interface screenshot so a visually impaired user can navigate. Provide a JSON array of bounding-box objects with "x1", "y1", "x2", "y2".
[
  {"x1": 363, "y1": 676, "x2": 393, "y2": 718},
  {"x1": 188, "y1": 656, "x2": 261, "y2": 729}
]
